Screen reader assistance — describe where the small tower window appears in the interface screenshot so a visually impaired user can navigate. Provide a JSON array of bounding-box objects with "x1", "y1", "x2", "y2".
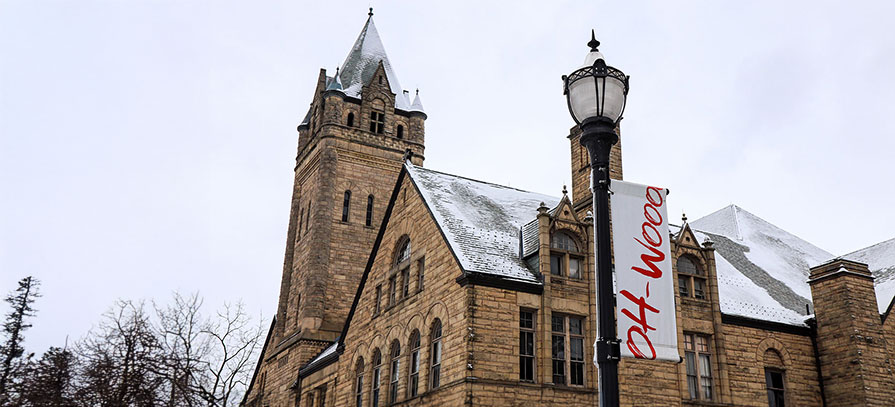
[
  {"x1": 366, "y1": 195, "x2": 374, "y2": 226},
  {"x1": 347, "y1": 112, "x2": 354, "y2": 127},
  {"x1": 370, "y1": 111, "x2": 385, "y2": 134},
  {"x1": 397, "y1": 125, "x2": 404, "y2": 139},
  {"x1": 379, "y1": 75, "x2": 383, "y2": 84},
  {"x1": 342, "y1": 190, "x2": 351, "y2": 222},
  {"x1": 678, "y1": 256, "x2": 707, "y2": 299}
]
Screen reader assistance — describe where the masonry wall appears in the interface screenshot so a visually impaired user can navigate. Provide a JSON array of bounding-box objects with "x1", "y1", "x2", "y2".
[
  {"x1": 720, "y1": 325, "x2": 822, "y2": 406},
  {"x1": 329, "y1": 174, "x2": 469, "y2": 407}
]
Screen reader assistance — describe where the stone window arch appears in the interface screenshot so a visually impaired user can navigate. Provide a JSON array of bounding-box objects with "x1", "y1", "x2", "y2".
[
  {"x1": 371, "y1": 349, "x2": 382, "y2": 407},
  {"x1": 354, "y1": 357, "x2": 364, "y2": 407},
  {"x1": 407, "y1": 329, "x2": 421, "y2": 398},
  {"x1": 395, "y1": 235, "x2": 411, "y2": 265},
  {"x1": 389, "y1": 340, "x2": 401, "y2": 404},
  {"x1": 429, "y1": 318, "x2": 443, "y2": 389},
  {"x1": 677, "y1": 255, "x2": 707, "y2": 299},
  {"x1": 764, "y1": 348, "x2": 786, "y2": 407},
  {"x1": 550, "y1": 231, "x2": 584, "y2": 279}
]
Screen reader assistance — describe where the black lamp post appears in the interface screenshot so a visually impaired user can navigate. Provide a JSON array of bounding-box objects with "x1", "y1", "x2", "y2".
[{"x1": 562, "y1": 30, "x2": 629, "y2": 407}]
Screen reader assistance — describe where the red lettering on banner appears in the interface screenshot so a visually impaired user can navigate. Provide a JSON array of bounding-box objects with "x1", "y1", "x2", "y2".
[
  {"x1": 620, "y1": 185, "x2": 668, "y2": 360},
  {"x1": 631, "y1": 238, "x2": 665, "y2": 278},
  {"x1": 619, "y1": 284, "x2": 659, "y2": 360}
]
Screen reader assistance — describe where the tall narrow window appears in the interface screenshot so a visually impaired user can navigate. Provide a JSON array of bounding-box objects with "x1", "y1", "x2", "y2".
[
  {"x1": 417, "y1": 258, "x2": 425, "y2": 292},
  {"x1": 430, "y1": 319, "x2": 442, "y2": 389},
  {"x1": 374, "y1": 285, "x2": 382, "y2": 315},
  {"x1": 306, "y1": 201, "x2": 311, "y2": 232},
  {"x1": 347, "y1": 112, "x2": 354, "y2": 127},
  {"x1": 684, "y1": 333, "x2": 713, "y2": 400},
  {"x1": 355, "y1": 358, "x2": 364, "y2": 407},
  {"x1": 408, "y1": 330, "x2": 421, "y2": 398},
  {"x1": 298, "y1": 208, "x2": 304, "y2": 240},
  {"x1": 370, "y1": 111, "x2": 384, "y2": 134},
  {"x1": 342, "y1": 190, "x2": 351, "y2": 222},
  {"x1": 401, "y1": 267, "x2": 410, "y2": 298},
  {"x1": 388, "y1": 276, "x2": 396, "y2": 307},
  {"x1": 551, "y1": 315, "x2": 566, "y2": 385},
  {"x1": 372, "y1": 349, "x2": 382, "y2": 407},
  {"x1": 366, "y1": 195, "x2": 374, "y2": 226},
  {"x1": 397, "y1": 125, "x2": 404, "y2": 139},
  {"x1": 519, "y1": 310, "x2": 535, "y2": 382},
  {"x1": 766, "y1": 368, "x2": 785, "y2": 407},
  {"x1": 306, "y1": 392, "x2": 314, "y2": 407},
  {"x1": 317, "y1": 386, "x2": 326, "y2": 407},
  {"x1": 389, "y1": 340, "x2": 401, "y2": 404},
  {"x1": 569, "y1": 317, "x2": 584, "y2": 385}
]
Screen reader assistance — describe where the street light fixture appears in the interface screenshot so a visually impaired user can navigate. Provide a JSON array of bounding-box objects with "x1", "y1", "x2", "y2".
[{"x1": 562, "y1": 30, "x2": 629, "y2": 407}]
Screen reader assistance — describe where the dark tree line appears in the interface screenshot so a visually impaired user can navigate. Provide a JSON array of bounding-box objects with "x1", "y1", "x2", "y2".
[{"x1": 0, "y1": 277, "x2": 263, "y2": 407}]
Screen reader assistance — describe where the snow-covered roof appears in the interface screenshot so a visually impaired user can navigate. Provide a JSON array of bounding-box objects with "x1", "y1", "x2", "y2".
[
  {"x1": 843, "y1": 237, "x2": 895, "y2": 315},
  {"x1": 300, "y1": 340, "x2": 338, "y2": 375},
  {"x1": 406, "y1": 164, "x2": 560, "y2": 284},
  {"x1": 338, "y1": 14, "x2": 413, "y2": 111},
  {"x1": 691, "y1": 205, "x2": 834, "y2": 326}
]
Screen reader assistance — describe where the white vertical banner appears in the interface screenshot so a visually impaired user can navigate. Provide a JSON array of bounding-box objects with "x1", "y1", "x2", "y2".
[{"x1": 610, "y1": 180, "x2": 678, "y2": 361}]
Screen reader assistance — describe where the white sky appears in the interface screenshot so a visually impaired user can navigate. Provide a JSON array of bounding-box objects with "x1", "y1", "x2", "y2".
[{"x1": 2, "y1": 0, "x2": 894, "y2": 354}]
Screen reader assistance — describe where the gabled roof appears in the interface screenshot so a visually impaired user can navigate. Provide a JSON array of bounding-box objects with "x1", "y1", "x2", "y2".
[
  {"x1": 338, "y1": 14, "x2": 413, "y2": 111},
  {"x1": 406, "y1": 164, "x2": 559, "y2": 284},
  {"x1": 691, "y1": 205, "x2": 834, "y2": 326},
  {"x1": 843, "y1": 237, "x2": 895, "y2": 315}
]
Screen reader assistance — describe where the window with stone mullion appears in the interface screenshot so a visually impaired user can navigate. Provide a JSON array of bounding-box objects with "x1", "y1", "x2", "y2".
[
  {"x1": 551, "y1": 315, "x2": 566, "y2": 385},
  {"x1": 684, "y1": 333, "x2": 713, "y2": 400},
  {"x1": 550, "y1": 232, "x2": 583, "y2": 279},
  {"x1": 677, "y1": 256, "x2": 707, "y2": 300},
  {"x1": 408, "y1": 331, "x2": 421, "y2": 398},
  {"x1": 389, "y1": 341, "x2": 400, "y2": 404}
]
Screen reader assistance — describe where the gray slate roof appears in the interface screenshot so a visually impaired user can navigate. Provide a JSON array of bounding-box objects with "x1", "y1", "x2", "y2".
[
  {"x1": 691, "y1": 205, "x2": 834, "y2": 326},
  {"x1": 407, "y1": 164, "x2": 559, "y2": 284},
  {"x1": 843, "y1": 237, "x2": 895, "y2": 315},
  {"x1": 337, "y1": 15, "x2": 413, "y2": 111}
]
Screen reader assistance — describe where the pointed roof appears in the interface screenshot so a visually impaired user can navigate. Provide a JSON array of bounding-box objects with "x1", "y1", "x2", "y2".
[
  {"x1": 843, "y1": 237, "x2": 895, "y2": 315},
  {"x1": 325, "y1": 67, "x2": 343, "y2": 91},
  {"x1": 339, "y1": 13, "x2": 412, "y2": 110},
  {"x1": 410, "y1": 89, "x2": 425, "y2": 113},
  {"x1": 406, "y1": 163, "x2": 559, "y2": 284},
  {"x1": 690, "y1": 205, "x2": 834, "y2": 326}
]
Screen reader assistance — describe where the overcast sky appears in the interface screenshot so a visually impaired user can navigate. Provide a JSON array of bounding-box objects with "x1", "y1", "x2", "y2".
[{"x1": 2, "y1": 0, "x2": 894, "y2": 354}]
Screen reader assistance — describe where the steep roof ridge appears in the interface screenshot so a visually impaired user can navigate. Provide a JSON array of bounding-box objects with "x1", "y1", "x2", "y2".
[
  {"x1": 842, "y1": 236, "x2": 895, "y2": 259},
  {"x1": 339, "y1": 14, "x2": 411, "y2": 110},
  {"x1": 732, "y1": 204, "x2": 743, "y2": 241}
]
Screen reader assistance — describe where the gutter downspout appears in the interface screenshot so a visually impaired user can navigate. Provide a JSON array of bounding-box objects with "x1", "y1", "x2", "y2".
[{"x1": 807, "y1": 317, "x2": 827, "y2": 407}]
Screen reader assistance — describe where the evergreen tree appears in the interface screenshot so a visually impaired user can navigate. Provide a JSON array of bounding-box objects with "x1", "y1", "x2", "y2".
[
  {"x1": 18, "y1": 347, "x2": 77, "y2": 406},
  {"x1": 0, "y1": 276, "x2": 40, "y2": 403}
]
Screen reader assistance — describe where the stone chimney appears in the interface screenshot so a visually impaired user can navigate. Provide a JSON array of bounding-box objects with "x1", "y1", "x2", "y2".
[{"x1": 808, "y1": 258, "x2": 895, "y2": 406}]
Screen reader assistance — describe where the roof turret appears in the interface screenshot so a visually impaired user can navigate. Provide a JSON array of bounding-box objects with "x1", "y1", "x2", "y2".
[
  {"x1": 339, "y1": 11, "x2": 411, "y2": 110},
  {"x1": 325, "y1": 67, "x2": 343, "y2": 91},
  {"x1": 410, "y1": 89, "x2": 425, "y2": 113}
]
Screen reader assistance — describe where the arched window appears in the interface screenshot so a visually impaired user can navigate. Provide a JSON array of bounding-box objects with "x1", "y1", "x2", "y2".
[
  {"x1": 366, "y1": 195, "x2": 374, "y2": 227},
  {"x1": 347, "y1": 112, "x2": 355, "y2": 127},
  {"x1": 342, "y1": 190, "x2": 351, "y2": 222},
  {"x1": 678, "y1": 256, "x2": 707, "y2": 299},
  {"x1": 429, "y1": 319, "x2": 442, "y2": 389},
  {"x1": 764, "y1": 349, "x2": 786, "y2": 407},
  {"x1": 397, "y1": 125, "x2": 404, "y2": 139},
  {"x1": 371, "y1": 349, "x2": 382, "y2": 407},
  {"x1": 395, "y1": 237, "x2": 411, "y2": 265},
  {"x1": 389, "y1": 340, "x2": 401, "y2": 404},
  {"x1": 550, "y1": 231, "x2": 584, "y2": 279},
  {"x1": 408, "y1": 330, "x2": 421, "y2": 397},
  {"x1": 355, "y1": 358, "x2": 364, "y2": 407},
  {"x1": 306, "y1": 201, "x2": 311, "y2": 232}
]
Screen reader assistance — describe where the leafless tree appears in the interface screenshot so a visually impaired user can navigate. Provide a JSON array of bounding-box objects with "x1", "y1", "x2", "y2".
[
  {"x1": 75, "y1": 300, "x2": 165, "y2": 407},
  {"x1": 155, "y1": 293, "x2": 263, "y2": 407},
  {"x1": 0, "y1": 276, "x2": 40, "y2": 406}
]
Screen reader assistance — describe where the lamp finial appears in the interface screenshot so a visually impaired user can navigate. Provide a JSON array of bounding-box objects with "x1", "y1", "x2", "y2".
[
  {"x1": 588, "y1": 29, "x2": 600, "y2": 51},
  {"x1": 368, "y1": 7, "x2": 373, "y2": 16}
]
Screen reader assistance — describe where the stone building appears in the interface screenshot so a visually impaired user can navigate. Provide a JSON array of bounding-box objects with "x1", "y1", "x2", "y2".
[{"x1": 242, "y1": 11, "x2": 895, "y2": 407}]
